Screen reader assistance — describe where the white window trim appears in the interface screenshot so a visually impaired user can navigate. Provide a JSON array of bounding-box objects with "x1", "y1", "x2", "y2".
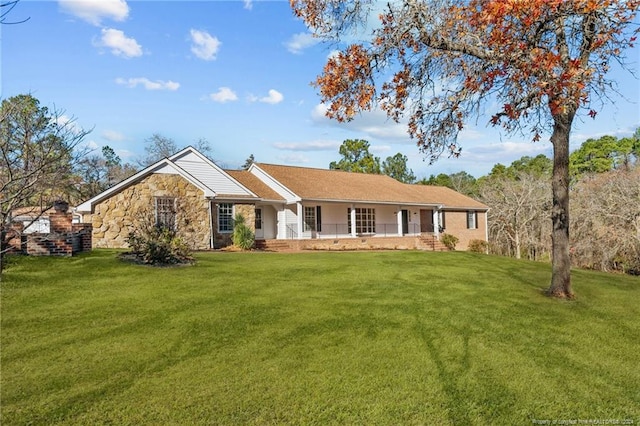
[
  {"x1": 155, "y1": 197, "x2": 176, "y2": 229},
  {"x1": 467, "y1": 210, "x2": 477, "y2": 229},
  {"x1": 304, "y1": 206, "x2": 316, "y2": 232},
  {"x1": 218, "y1": 203, "x2": 234, "y2": 233}
]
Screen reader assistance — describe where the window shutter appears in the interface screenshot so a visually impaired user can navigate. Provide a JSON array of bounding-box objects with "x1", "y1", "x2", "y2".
[{"x1": 316, "y1": 206, "x2": 322, "y2": 232}]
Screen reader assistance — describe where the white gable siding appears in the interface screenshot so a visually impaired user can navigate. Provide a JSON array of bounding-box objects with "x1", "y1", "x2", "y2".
[
  {"x1": 174, "y1": 157, "x2": 254, "y2": 197},
  {"x1": 154, "y1": 163, "x2": 180, "y2": 174}
]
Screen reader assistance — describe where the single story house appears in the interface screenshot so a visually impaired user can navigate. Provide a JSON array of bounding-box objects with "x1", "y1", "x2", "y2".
[{"x1": 76, "y1": 147, "x2": 488, "y2": 251}]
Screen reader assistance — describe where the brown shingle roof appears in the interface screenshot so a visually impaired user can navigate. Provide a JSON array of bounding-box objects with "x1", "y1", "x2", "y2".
[
  {"x1": 225, "y1": 170, "x2": 285, "y2": 201},
  {"x1": 254, "y1": 163, "x2": 488, "y2": 209},
  {"x1": 408, "y1": 184, "x2": 489, "y2": 210}
]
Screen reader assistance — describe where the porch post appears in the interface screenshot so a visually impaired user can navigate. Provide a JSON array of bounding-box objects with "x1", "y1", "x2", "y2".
[
  {"x1": 296, "y1": 202, "x2": 303, "y2": 239},
  {"x1": 397, "y1": 209, "x2": 403, "y2": 236},
  {"x1": 350, "y1": 205, "x2": 357, "y2": 237},
  {"x1": 276, "y1": 205, "x2": 286, "y2": 239},
  {"x1": 433, "y1": 208, "x2": 440, "y2": 239}
]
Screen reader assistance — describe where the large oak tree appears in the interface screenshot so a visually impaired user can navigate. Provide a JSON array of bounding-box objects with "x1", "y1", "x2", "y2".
[{"x1": 291, "y1": 0, "x2": 639, "y2": 298}]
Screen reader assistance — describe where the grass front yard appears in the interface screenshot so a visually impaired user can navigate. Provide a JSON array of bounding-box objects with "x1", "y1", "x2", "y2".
[{"x1": 1, "y1": 250, "x2": 639, "y2": 425}]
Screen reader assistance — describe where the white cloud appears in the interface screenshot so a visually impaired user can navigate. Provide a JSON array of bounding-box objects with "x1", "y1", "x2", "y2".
[
  {"x1": 370, "y1": 145, "x2": 392, "y2": 154},
  {"x1": 243, "y1": 0, "x2": 253, "y2": 10},
  {"x1": 101, "y1": 130, "x2": 126, "y2": 142},
  {"x1": 464, "y1": 141, "x2": 551, "y2": 164},
  {"x1": 84, "y1": 140, "x2": 99, "y2": 150},
  {"x1": 53, "y1": 114, "x2": 85, "y2": 135},
  {"x1": 116, "y1": 149, "x2": 136, "y2": 160},
  {"x1": 59, "y1": 0, "x2": 129, "y2": 26},
  {"x1": 278, "y1": 153, "x2": 310, "y2": 164},
  {"x1": 115, "y1": 77, "x2": 180, "y2": 91},
  {"x1": 190, "y1": 29, "x2": 221, "y2": 61},
  {"x1": 209, "y1": 87, "x2": 238, "y2": 103},
  {"x1": 311, "y1": 103, "x2": 410, "y2": 141},
  {"x1": 95, "y1": 28, "x2": 142, "y2": 58},
  {"x1": 259, "y1": 89, "x2": 284, "y2": 104},
  {"x1": 284, "y1": 32, "x2": 319, "y2": 54},
  {"x1": 273, "y1": 140, "x2": 340, "y2": 152}
]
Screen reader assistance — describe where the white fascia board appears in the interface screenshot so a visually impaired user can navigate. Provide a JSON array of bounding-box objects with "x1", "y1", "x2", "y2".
[
  {"x1": 75, "y1": 159, "x2": 213, "y2": 213},
  {"x1": 248, "y1": 164, "x2": 300, "y2": 203},
  {"x1": 76, "y1": 160, "x2": 171, "y2": 212}
]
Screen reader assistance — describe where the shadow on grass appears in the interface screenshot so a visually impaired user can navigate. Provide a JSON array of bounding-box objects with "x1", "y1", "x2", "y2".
[
  {"x1": 413, "y1": 315, "x2": 473, "y2": 425},
  {"x1": 412, "y1": 311, "x2": 519, "y2": 425}
]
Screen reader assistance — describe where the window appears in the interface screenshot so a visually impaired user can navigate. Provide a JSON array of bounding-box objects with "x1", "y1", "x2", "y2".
[
  {"x1": 255, "y1": 208, "x2": 262, "y2": 230},
  {"x1": 155, "y1": 197, "x2": 176, "y2": 229},
  {"x1": 467, "y1": 211, "x2": 478, "y2": 229},
  {"x1": 348, "y1": 208, "x2": 376, "y2": 234},
  {"x1": 218, "y1": 203, "x2": 233, "y2": 232},
  {"x1": 438, "y1": 211, "x2": 446, "y2": 232},
  {"x1": 304, "y1": 206, "x2": 316, "y2": 231}
]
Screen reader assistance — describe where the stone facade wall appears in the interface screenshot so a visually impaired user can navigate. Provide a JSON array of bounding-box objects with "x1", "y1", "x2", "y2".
[
  {"x1": 235, "y1": 204, "x2": 256, "y2": 232},
  {"x1": 210, "y1": 203, "x2": 256, "y2": 249},
  {"x1": 91, "y1": 173, "x2": 211, "y2": 249}
]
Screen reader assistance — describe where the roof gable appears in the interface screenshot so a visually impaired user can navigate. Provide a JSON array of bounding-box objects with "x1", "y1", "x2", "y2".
[
  {"x1": 76, "y1": 159, "x2": 212, "y2": 212},
  {"x1": 76, "y1": 147, "x2": 258, "y2": 213},
  {"x1": 170, "y1": 147, "x2": 256, "y2": 198},
  {"x1": 225, "y1": 170, "x2": 285, "y2": 202}
]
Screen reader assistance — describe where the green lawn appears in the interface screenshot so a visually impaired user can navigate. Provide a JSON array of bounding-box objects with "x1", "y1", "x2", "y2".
[{"x1": 1, "y1": 250, "x2": 639, "y2": 425}]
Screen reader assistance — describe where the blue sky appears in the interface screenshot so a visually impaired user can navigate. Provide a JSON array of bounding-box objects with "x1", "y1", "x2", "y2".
[{"x1": 2, "y1": 0, "x2": 639, "y2": 178}]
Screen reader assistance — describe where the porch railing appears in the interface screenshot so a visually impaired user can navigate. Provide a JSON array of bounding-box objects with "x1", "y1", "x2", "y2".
[
  {"x1": 284, "y1": 223, "x2": 424, "y2": 239},
  {"x1": 285, "y1": 224, "x2": 298, "y2": 239}
]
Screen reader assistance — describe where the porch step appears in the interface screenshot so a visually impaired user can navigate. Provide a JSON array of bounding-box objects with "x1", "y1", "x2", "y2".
[
  {"x1": 419, "y1": 235, "x2": 449, "y2": 251},
  {"x1": 254, "y1": 239, "x2": 293, "y2": 251}
]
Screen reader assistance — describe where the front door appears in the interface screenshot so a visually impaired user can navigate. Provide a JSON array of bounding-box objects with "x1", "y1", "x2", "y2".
[
  {"x1": 420, "y1": 209, "x2": 434, "y2": 233},
  {"x1": 254, "y1": 208, "x2": 264, "y2": 239},
  {"x1": 401, "y1": 210, "x2": 409, "y2": 235}
]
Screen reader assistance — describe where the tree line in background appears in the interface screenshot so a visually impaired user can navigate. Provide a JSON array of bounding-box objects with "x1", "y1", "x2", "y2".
[
  {"x1": 326, "y1": 134, "x2": 639, "y2": 275},
  {"x1": 424, "y1": 130, "x2": 640, "y2": 275}
]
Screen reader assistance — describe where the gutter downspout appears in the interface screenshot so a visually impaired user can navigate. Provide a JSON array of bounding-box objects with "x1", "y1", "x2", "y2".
[
  {"x1": 485, "y1": 209, "x2": 489, "y2": 248},
  {"x1": 208, "y1": 200, "x2": 214, "y2": 249}
]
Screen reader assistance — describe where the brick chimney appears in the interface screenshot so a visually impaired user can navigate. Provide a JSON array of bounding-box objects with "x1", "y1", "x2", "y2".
[{"x1": 50, "y1": 200, "x2": 72, "y2": 233}]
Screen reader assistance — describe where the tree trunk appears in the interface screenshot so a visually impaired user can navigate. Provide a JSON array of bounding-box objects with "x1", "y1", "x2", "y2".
[
  {"x1": 0, "y1": 227, "x2": 5, "y2": 282},
  {"x1": 514, "y1": 228, "x2": 521, "y2": 259},
  {"x1": 547, "y1": 112, "x2": 575, "y2": 299}
]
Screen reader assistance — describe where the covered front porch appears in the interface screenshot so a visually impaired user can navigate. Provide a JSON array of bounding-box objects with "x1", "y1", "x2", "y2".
[{"x1": 267, "y1": 201, "x2": 444, "y2": 241}]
